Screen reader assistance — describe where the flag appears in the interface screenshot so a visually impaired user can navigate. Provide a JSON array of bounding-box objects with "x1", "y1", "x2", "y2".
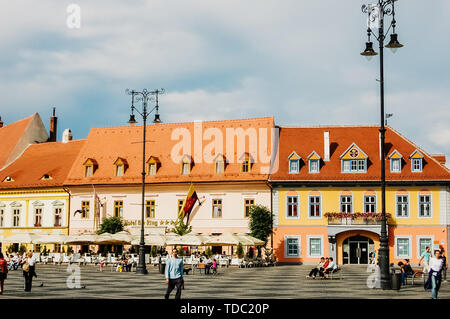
[{"x1": 179, "y1": 184, "x2": 199, "y2": 224}]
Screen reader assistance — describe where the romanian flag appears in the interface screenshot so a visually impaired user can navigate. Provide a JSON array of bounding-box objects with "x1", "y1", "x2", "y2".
[{"x1": 179, "y1": 184, "x2": 199, "y2": 224}]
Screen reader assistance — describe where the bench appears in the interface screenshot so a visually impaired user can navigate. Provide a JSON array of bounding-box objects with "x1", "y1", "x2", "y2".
[
  {"x1": 327, "y1": 267, "x2": 343, "y2": 280},
  {"x1": 183, "y1": 265, "x2": 192, "y2": 275},
  {"x1": 405, "y1": 269, "x2": 425, "y2": 285}
]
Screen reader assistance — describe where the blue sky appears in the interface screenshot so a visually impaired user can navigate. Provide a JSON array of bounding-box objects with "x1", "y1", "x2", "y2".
[{"x1": 0, "y1": 0, "x2": 449, "y2": 163}]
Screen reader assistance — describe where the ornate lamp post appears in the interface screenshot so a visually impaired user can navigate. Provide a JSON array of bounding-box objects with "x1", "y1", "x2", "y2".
[
  {"x1": 126, "y1": 88, "x2": 164, "y2": 275},
  {"x1": 360, "y1": 1, "x2": 404, "y2": 290}
]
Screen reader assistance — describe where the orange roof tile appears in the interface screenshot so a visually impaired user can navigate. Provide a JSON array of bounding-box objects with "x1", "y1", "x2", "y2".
[
  {"x1": 0, "y1": 140, "x2": 86, "y2": 189},
  {"x1": 0, "y1": 115, "x2": 35, "y2": 169},
  {"x1": 270, "y1": 126, "x2": 450, "y2": 182},
  {"x1": 65, "y1": 117, "x2": 274, "y2": 185}
]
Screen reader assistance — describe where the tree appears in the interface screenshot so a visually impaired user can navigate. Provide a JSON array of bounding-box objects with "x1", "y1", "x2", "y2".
[
  {"x1": 97, "y1": 216, "x2": 124, "y2": 234},
  {"x1": 249, "y1": 205, "x2": 273, "y2": 246},
  {"x1": 236, "y1": 242, "x2": 244, "y2": 259},
  {"x1": 170, "y1": 217, "x2": 192, "y2": 236}
]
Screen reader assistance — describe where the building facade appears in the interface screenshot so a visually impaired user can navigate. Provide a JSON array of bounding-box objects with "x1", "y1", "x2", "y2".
[{"x1": 270, "y1": 126, "x2": 450, "y2": 265}]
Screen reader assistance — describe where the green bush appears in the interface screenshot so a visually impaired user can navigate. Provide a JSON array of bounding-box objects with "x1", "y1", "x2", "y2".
[
  {"x1": 150, "y1": 246, "x2": 158, "y2": 257},
  {"x1": 205, "y1": 247, "x2": 212, "y2": 258},
  {"x1": 249, "y1": 205, "x2": 273, "y2": 246},
  {"x1": 236, "y1": 242, "x2": 244, "y2": 259},
  {"x1": 97, "y1": 216, "x2": 124, "y2": 234},
  {"x1": 19, "y1": 244, "x2": 27, "y2": 254},
  {"x1": 177, "y1": 247, "x2": 185, "y2": 256}
]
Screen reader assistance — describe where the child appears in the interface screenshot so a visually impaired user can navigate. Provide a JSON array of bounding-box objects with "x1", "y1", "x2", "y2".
[{"x1": 212, "y1": 259, "x2": 218, "y2": 274}]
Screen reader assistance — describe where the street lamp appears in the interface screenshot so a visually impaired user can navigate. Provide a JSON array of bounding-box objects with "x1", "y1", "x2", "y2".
[
  {"x1": 126, "y1": 88, "x2": 165, "y2": 275},
  {"x1": 360, "y1": 0, "x2": 404, "y2": 290}
]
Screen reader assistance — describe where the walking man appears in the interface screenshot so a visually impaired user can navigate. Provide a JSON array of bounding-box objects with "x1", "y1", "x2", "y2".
[
  {"x1": 424, "y1": 250, "x2": 443, "y2": 299},
  {"x1": 164, "y1": 248, "x2": 184, "y2": 299}
]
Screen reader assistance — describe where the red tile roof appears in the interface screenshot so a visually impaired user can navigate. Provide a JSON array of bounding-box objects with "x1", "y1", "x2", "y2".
[
  {"x1": 0, "y1": 115, "x2": 35, "y2": 169},
  {"x1": 0, "y1": 140, "x2": 86, "y2": 189},
  {"x1": 65, "y1": 117, "x2": 275, "y2": 185},
  {"x1": 269, "y1": 126, "x2": 450, "y2": 182}
]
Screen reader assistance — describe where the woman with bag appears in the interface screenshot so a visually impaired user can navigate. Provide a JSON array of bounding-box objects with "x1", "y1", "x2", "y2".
[
  {"x1": 0, "y1": 252, "x2": 8, "y2": 294},
  {"x1": 22, "y1": 252, "x2": 37, "y2": 292}
]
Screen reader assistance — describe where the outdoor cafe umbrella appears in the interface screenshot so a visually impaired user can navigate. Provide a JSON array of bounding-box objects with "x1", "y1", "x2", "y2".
[
  {"x1": 33, "y1": 233, "x2": 68, "y2": 244},
  {"x1": 165, "y1": 233, "x2": 210, "y2": 246},
  {"x1": 3, "y1": 232, "x2": 40, "y2": 244},
  {"x1": 204, "y1": 232, "x2": 240, "y2": 246},
  {"x1": 131, "y1": 234, "x2": 166, "y2": 246},
  {"x1": 234, "y1": 233, "x2": 265, "y2": 246},
  {"x1": 64, "y1": 233, "x2": 101, "y2": 244},
  {"x1": 96, "y1": 231, "x2": 132, "y2": 245}
]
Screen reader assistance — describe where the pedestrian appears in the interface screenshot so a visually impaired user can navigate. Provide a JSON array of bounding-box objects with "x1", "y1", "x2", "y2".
[
  {"x1": 164, "y1": 248, "x2": 184, "y2": 299},
  {"x1": 0, "y1": 252, "x2": 8, "y2": 294},
  {"x1": 419, "y1": 246, "x2": 432, "y2": 273},
  {"x1": 22, "y1": 252, "x2": 37, "y2": 292},
  {"x1": 441, "y1": 250, "x2": 447, "y2": 282},
  {"x1": 424, "y1": 250, "x2": 443, "y2": 299}
]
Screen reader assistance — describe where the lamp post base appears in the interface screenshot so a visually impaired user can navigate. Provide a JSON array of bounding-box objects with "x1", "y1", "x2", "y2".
[{"x1": 136, "y1": 244, "x2": 148, "y2": 275}]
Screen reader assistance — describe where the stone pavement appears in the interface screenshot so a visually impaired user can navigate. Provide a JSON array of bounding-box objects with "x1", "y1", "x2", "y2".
[{"x1": 0, "y1": 264, "x2": 448, "y2": 299}]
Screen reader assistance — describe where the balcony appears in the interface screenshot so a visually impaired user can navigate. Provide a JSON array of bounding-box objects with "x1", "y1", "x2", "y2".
[{"x1": 325, "y1": 212, "x2": 391, "y2": 226}]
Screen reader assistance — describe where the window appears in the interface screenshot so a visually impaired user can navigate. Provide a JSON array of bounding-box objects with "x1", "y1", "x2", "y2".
[
  {"x1": 286, "y1": 196, "x2": 299, "y2": 218},
  {"x1": 309, "y1": 196, "x2": 321, "y2": 218},
  {"x1": 148, "y1": 163, "x2": 156, "y2": 176},
  {"x1": 342, "y1": 159, "x2": 366, "y2": 172},
  {"x1": 85, "y1": 165, "x2": 93, "y2": 177},
  {"x1": 182, "y1": 163, "x2": 190, "y2": 175},
  {"x1": 285, "y1": 236, "x2": 300, "y2": 258},
  {"x1": 54, "y1": 208, "x2": 62, "y2": 226},
  {"x1": 411, "y1": 158, "x2": 422, "y2": 172},
  {"x1": 81, "y1": 201, "x2": 90, "y2": 219},
  {"x1": 178, "y1": 200, "x2": 185, "y2": 215},
  {"x1": 419, "y1": 195, "x2": 432, "y2": 217},
  {"x1": 114, "y1": 201, "x2": 123, "y2": 217},
  {"x1": 396, "y1": 195, "x2": 409, "y2": 217},
  {"x1": 242, "y1": 160, "x2": 250, "y2": 173},
  {"x1": 309, "y1": 160, "x2": 319, "y2": 173},
  {"x1": 418, "y1": 237, "x2": 433, "y2": 258},
  {"x1": 391, "y1": 159, "x2": 401, "y2": 172},
  {"x1": 364, "y1": 195, "x2": 376, "y2": 213},
  {"x1": 212, "y1": 199, "x2": 222, "y2": 218},
  {"x1": 13, "y1": 209, "x2": 20, "y2": 227},
  {"x1": 289, "y1": 160, "x2": 299, "y2": 173},
  {"x1": 0, "y1": 209, "x2": 3, "y2": 227},
  {"x1": 340, "y1": 195, "x2": 352, "y2": 213},
  {"x1": 146, "y1": 200, "x2": 155, "y2": 218},
  {"x1": 116, "y1": 164, "x2": 124, "y2": 177},
  {"x1": 244, "y1": 199, "x2": 255, "y2": 218},
  {"x1": 308, "y1": 237, "x2": 322, "y2": 257},
  {"x1": 34, "y1": 208, "x2": 42, "y2": 227},
  {"x1": 396, "y1": 237, "x2": 411, "y2": 258}
]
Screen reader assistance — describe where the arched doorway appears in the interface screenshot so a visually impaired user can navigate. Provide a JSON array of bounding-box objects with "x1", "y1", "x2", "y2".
[{"x1": 342, "y1": 235, "x2": 374, "y2": 264}]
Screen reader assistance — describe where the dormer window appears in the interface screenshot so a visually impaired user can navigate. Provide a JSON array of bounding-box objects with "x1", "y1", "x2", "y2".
[
  {"x1": 146, "y1": 156, "x2": 160, "y2": 176},
  {"x1": 3, "y1": 176, "x2": 14, "y2": 182},
  {"x1": 181, "y1": 155, "x2": 193, "y2": 175},
  {"x1": 307, "y1": 151, "x2": 321, "y2": 173},
  {"x1": 288, "y1": 152, "x2": 301, "y2": 174},
  {"x1": 83, "y1": 158, "x2": 98, "y2": 177},
  {"x1": 388, "y1": 150, "x2": 403, "y2": 173},
  {"x1": 239, "y1": 153, "x2": 253, "y2": 173},
  {"x1": 214, "y1": 154, "x2": 225, "y2": 174},
  {"x1": 41, "y1": 174, "x2": 52, "y2": 180},
  {"x1": 340, "y1": 143, "x2": 368, "y2": 173},
  {"x1": 114, "y1": 158, "x2": 128, "y2": 177},
  {"x1": 410, "y1": 150, "x2": 424, "y2": 172}
]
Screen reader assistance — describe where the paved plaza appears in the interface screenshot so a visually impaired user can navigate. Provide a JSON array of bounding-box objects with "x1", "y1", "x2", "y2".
[{"x1": 0, "y1": 264, "x2": 449, "y2": 299}]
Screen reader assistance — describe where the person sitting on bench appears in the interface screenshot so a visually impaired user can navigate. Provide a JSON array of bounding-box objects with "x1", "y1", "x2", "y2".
[
  {"x1": 307, "y1": 257, "x2": 325, "y2": 279},
  {"x1": 398, "y1": 260, "x2": 414, "y2": 285},
  {"x1": 322, "y1": 257, "x2": 335, "y2": 279}
]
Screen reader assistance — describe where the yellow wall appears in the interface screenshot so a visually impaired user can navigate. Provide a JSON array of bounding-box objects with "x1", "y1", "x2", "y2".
[{"x1": 277, "y1": 186, "x2": 441, "y2": 226}]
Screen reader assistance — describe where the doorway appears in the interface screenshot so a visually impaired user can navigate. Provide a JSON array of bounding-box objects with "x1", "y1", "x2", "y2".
[{"x1": 343, "y1": 235, "x2": 374, "y2": 264}]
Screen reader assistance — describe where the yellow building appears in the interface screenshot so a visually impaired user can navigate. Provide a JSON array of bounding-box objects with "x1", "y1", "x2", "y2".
[
  {"x1": 270, "y1": 126, "x2": 450, "y2": 265},
  {"x1": 0, "y1": 133, "x2": 85, "y2": 253}
]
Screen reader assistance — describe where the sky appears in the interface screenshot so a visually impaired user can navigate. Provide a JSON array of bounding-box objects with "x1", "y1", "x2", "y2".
[{"x1": 0, "y1": 0, "x2": 449, "y2": 164}]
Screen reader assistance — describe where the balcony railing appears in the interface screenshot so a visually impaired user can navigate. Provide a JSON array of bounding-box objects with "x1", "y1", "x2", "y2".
[{"x1": 325, "y1": 212, "x2": 391, "y2": 226}]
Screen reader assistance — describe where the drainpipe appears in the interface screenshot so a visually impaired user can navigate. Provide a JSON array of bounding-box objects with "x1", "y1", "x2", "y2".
[
  {"x1": 63, "y1": 187, "x2": 71, "y2": 235},
  {"x1": 265, "y1": 180, "x2": 274, "y2": 250}
]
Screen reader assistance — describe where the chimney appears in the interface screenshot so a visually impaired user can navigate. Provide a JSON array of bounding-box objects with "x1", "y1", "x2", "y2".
[
  {"x1": 324, "y1": 131, "x2": 330, "y2": 162},
  {"x1": 49, "y1": 107, "x2": 57, "y2": 142},
  {"x1": 62, "y1": 129, "x2": 73, "y2": 143},
  {"x1": 431, "y1": 154, "x2": 446, "y2": 166},
  {"x1": 0, "y1": 116, "x2": 3, "y2": 128}
]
